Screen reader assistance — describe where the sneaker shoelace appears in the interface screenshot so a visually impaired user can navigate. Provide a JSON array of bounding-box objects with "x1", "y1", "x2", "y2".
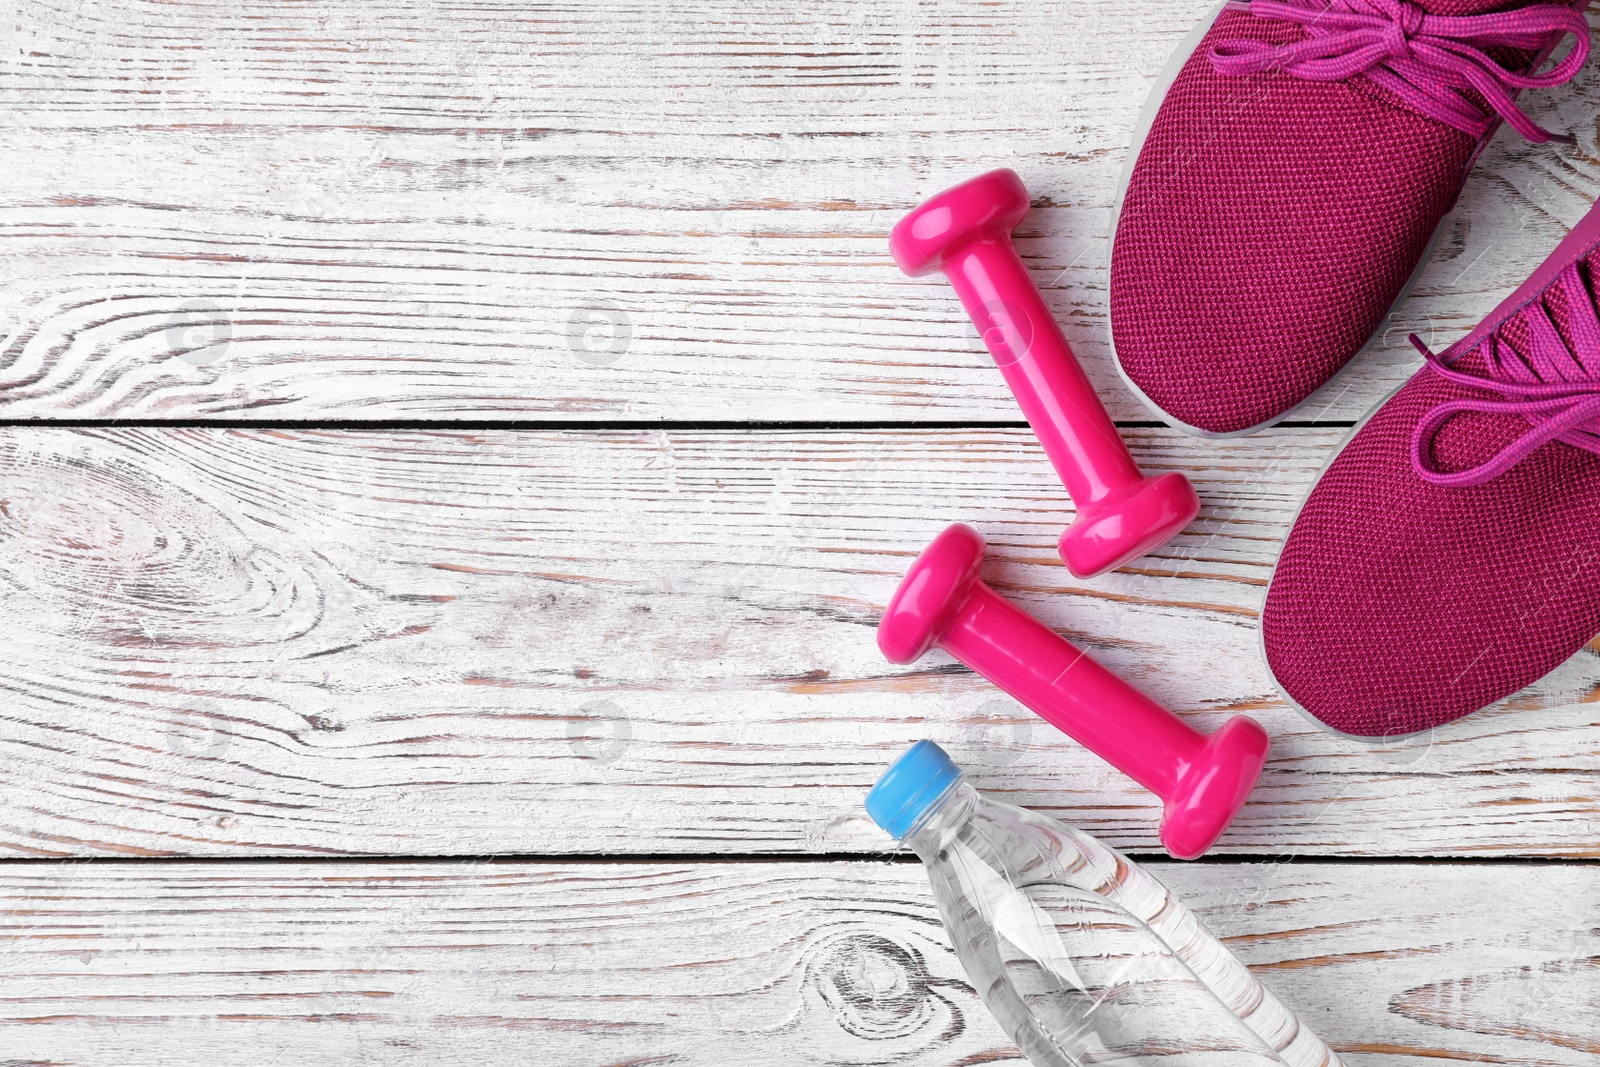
[
  {"x1": 1408, "y1": 260, "x2": 1600, "y2": 487},
  {"x1": 1208, "y1": 0, "x2": 1590, "y2": 142}
]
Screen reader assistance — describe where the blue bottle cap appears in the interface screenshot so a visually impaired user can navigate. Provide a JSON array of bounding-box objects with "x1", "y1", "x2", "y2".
[{"x1": 864, "y1": 740, "x2": 964, "y2": 840}]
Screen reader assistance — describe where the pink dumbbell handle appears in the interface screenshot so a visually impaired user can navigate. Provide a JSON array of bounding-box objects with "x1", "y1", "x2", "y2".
[
  {"x1": 940, "y1": 580, "x2": 1204, "y2": 797},
  {"x1": 947, "y1": 236, "x2": 1144, "y2": 509}
]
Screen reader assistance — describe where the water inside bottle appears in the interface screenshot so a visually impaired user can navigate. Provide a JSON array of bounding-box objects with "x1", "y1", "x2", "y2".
[{"x1": 910, "y1": 782, "x2": 1341, "y2": 1067}]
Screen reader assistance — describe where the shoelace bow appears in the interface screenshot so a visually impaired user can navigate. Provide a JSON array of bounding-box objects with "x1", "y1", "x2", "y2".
[
  {"x1": 1409, "y1": 260, "x2": 1600, "y2": 487},
  {"x1": 1208, "y1": 0, "x2": 1590, "y2": 142}
]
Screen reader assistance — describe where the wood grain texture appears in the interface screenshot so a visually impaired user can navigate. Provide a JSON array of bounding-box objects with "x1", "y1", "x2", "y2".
[
  {"x1": 1, "y1": 426, "x2": 1595, "y2": 859},
  {"x1": 0, "y1": 859, "x2": 1594, "y2": 1065},
  {"x1": 0, "y1": 0, "x2": 1598, "y2": 420},
  {"x1": 2, "y1": 2, "x2": 1597, "y2": 1058}
]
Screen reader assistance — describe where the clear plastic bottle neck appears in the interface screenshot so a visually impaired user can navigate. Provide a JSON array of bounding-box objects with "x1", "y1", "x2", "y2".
[{"x1": 902, "y1": 778, "x2": 979, "y2": 858}]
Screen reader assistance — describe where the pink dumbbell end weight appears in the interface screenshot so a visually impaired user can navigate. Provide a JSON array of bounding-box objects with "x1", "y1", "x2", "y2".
[
  {"x1": 878, "y1": 523, "x2": 1268, "y2": 860},
  {"x1": 890, "y1": 170, "x2": 1199, "y2": 578}
]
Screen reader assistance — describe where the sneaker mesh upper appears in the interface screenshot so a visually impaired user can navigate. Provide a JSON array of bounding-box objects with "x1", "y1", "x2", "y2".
[
  {"x1": 1110, "y1": 1, "x2": 1541, "y2": 434},
  {"x1": 1263, "y1": 249, "x2": 1600, "y2": 736}
]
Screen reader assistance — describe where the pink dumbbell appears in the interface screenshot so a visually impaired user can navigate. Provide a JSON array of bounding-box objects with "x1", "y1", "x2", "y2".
[
  {"x1": 891, "y1": 169, "x2": 1199, "y2": 578},
  {"x1": 878, "y1": 523, "x2": 1268, "y2": 860}
]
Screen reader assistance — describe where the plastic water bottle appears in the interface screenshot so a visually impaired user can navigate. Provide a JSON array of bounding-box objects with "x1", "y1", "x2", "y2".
[{"x1": 865, "y1": 742, "x2": 1345, "y2": 1067}]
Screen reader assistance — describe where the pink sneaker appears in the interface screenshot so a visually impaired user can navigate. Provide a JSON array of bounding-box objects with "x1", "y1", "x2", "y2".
[
  {"x1": 1109, "y1": 0, "x2": 1591, "y2": 436},
  {"x1": 1263, "y1": 201, "x2": 1600, "y2": 737}
]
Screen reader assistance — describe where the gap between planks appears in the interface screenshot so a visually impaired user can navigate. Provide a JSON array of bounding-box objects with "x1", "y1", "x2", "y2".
[
  {"x1": 0, "y1": 426, "x2": 1595, "y2": 860},
  {"x1": 0, "y1": 0, "x2": 1596, "y2": 422}
]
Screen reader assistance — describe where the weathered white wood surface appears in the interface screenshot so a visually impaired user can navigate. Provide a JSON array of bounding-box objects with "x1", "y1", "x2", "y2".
[
  {"x1": 0, "y1": 0, "x2": 1597, "y2": 421},
  {"x1": 4, "y1": 0, "x2": 1599, "y2": 1060},
  {"x1": 1, "y1": 426, "x2": 1595, "y2": 859},
  {"x1": 0, "y1": 860, "x2": 1594, "y2": 1065}
]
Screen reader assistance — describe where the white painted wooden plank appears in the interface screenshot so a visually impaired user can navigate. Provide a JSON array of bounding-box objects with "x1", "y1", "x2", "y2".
[
  {"x1": 0, "y1": 860, "x2": 1593, "y2": 1065},
  {"x1": 0, "y1": 427, "x2": 1594, "y2": 858},
  {"x1": 0, "y1": 1, "x2": 1596, "y2": 419}
]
